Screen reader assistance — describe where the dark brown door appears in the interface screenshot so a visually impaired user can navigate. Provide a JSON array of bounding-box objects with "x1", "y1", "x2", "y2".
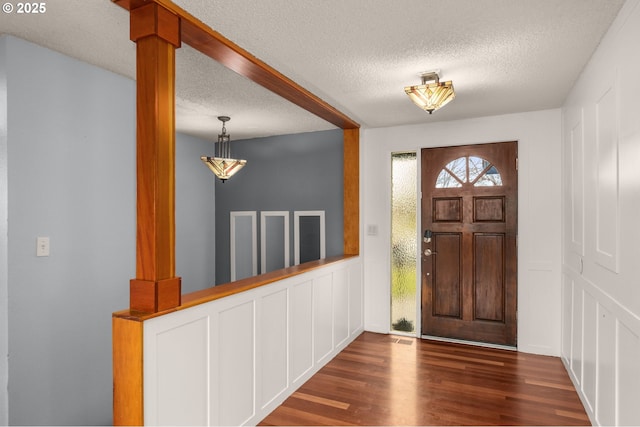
[{"x1": 421, "y1": 142, "x2": 517, "y2": 346}]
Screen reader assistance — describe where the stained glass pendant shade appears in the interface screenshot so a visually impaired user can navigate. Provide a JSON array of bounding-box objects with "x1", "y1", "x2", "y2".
[
  {"x1": 201, "y1": 116, "x2": 246, "y2": 182},
  {"x1": 404, "y1": 71, "x2": 455, "y2": 114}
]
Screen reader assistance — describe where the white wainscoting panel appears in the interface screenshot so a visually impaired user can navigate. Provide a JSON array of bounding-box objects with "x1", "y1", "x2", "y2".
[
  {"x1": 348, "y1": 262, "x2": 363, "y2": 335},
  {"x1": 596, "y1": 304, "x2": 615, "y2": 427},
  {"x1": 313, "y1": 273, "x2": 334, "y2": 364},
  {"x1": 617, "y1": 324, "x2": 640, "y2": 425},
  {"x1": 581, "y1": 291, "x2": 597, "y2": 412},
  {"x1": 259, "y1": 288, "x2": 289, "y2": 409},
  {"x1": 154, "y1": 317, "x2": 209, "y2": 426},
  {"x1": 290, "y1": 280, "x2": 313, "y2": 385},
  {"x1": 333, "y1": 267, "x2": 349, "y2": 348},
  {"x1": 142, "y1": 257, "x2": 363, "y2": 426},
  {"x1": 219, "y1": 300, "x2": 255, "y2": 426},
  {"x1": 570, "y1": 284, "x2": 583, "y2": 382}
]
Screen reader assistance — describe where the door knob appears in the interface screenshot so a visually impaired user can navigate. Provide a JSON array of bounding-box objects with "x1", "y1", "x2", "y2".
[{"x1": 423, "y1": 249, "x2": 436, "y2": 256}]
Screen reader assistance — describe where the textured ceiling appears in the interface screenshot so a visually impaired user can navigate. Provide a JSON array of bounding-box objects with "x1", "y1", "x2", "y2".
[{"x1": 0, "y1": 0, "x2": 626, "y2": 140}]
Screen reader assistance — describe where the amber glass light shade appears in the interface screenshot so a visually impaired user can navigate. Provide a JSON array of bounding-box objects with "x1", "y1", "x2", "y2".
[
  {"x1": 404, "y1": 71, "x2": 455, "y2": 114},
  {"x1": 201, "y1": 156, "x2": 246, "y2": 182},
  {"x1": 404, "y1": 80, "x2": 455, "y2": 114},
  {"x1": 202, "y1": 116, "x2": 247, "y2": 182}
]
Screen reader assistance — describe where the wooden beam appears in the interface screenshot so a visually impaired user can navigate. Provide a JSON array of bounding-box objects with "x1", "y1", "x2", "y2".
[{"x1": 113, "y1": 0, "x2": 359, "y2": 130}]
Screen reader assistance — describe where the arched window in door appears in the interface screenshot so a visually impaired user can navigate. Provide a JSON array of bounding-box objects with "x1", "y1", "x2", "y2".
[{"x1": 436, "y1": 156, "x2": 503, "y2": 188}]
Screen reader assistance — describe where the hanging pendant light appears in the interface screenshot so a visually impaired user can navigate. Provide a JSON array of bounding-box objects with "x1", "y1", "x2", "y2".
[
  {"x1": 404, "y1": 71, "x2": 455, "y2": 114},
  {"x1": 201, "y1": 116, "x2": 247, "y2": 182}
]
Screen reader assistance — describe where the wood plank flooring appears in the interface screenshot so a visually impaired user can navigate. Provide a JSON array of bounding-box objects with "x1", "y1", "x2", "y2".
[{"x1": 259, "y1": 332, "x2": 589, "y2": 426}]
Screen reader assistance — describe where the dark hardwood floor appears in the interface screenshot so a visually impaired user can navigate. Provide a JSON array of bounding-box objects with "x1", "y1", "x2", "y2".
[{"x1": 259, "y1": 332, "x2": 589, "y2": 426}]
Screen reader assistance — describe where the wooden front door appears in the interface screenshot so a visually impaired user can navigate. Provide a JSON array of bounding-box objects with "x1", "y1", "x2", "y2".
[{"x1": 421, "y1": 142, "x2": 517, "y2": 346}]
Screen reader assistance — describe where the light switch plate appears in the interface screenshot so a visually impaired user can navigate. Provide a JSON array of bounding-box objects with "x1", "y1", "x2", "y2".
[{"x1": 36, "y1": 237, "x2": 50, "y2": 257}]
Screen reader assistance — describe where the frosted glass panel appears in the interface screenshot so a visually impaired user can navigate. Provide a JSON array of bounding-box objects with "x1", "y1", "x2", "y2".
[{"x1": 391, "y1": 152, "x2": 417, "y2": 333}]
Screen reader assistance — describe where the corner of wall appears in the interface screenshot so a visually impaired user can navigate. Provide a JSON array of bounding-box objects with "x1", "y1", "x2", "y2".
[{"x1": 0, "y1": 34, "x2": 10, "y2": 426}]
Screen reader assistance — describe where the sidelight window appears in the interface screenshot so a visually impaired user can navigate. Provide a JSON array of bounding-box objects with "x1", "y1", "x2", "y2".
[{"x1": 390, "y1": 152, "x2": 418, "y2": 334}]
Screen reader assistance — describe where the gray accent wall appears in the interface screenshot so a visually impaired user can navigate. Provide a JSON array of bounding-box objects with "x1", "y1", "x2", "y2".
[
  {"x1": 215, "y1": 129, "x2": 343, "y2": 284},
  {"x1": 1, "y1": 35, "x2": 215, "y2": 425}
]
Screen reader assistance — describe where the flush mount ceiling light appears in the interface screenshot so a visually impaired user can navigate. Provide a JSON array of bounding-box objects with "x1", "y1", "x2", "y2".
[
  {"x1": 404, "y1": 71, "x2": 455, "y2": 114},
  {"x1": 201, "y1": 116, "x2": 247, "y2": 183}
]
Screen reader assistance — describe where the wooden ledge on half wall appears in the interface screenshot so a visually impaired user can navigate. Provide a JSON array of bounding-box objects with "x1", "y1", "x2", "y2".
[{"x1": 113, "y1": 254, "x2": 358, "y2": 322}]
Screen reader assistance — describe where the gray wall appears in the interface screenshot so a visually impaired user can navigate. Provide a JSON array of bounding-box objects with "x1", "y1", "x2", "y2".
[
  {"x1": 1, "y1": 35, "x2": 215, "y2": 425},
  {"x1": 176, "y1": 133, "x2": 216, "y2": 291},
  {"x1": 0, "y1": 35, "x2": 9, "y2": 426},
  {"x1": 215, "y1": 129, "x2": 343, "y2": 284}
]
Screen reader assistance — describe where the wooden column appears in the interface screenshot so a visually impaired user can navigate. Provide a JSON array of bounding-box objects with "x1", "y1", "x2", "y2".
[
  {"x1": 129, "y1": 2, "x2": 182, "y2": 313},
  {"x1": 343, "y1": 128, "x2": 360, "y2": 255}
]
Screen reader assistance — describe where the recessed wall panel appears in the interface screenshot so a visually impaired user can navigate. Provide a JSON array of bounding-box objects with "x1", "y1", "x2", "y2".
[
  {"x1": 313, "y1": 274, "x2": 333, "y2": 363},
  {"x1": 596, "y1": 304, "x2": 615, "y2": 427},
  {"x1": 333, "y1": 269, "x2": 349, "y2": 348},
  {"x1": 290, "y1": 280, "x2": 313, "y2": 384},
  {"x1": 349, "y1": 263, "x2": 363, "y2": 335},
  {"x1": 571, "y1": 288, "x2": 583, "y2": 382},
  {"x1": 570, "y1": 117, "x2": 585, "y2": 255},
  {"x1": 595, "y1": 86, "x2": 619, "y2": 272},
  {"x1": 582, "y1": 292, "x2": 597, "y2": 412},
  {"x1": 219, "y1": 301, "x2": 255, "y2": 426},
  {"x1": 618, "y1": 323, "x2": 640, "y2": 426},
  {"x1": 260, "y1": 289, "x2": 288, "y2": 409},
  {"x1": 561, "y1": 276, "x2": 573, "y2": 362},
  {"x1": 155, "y1": 317, "x2": 209, "y2": 426}
]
